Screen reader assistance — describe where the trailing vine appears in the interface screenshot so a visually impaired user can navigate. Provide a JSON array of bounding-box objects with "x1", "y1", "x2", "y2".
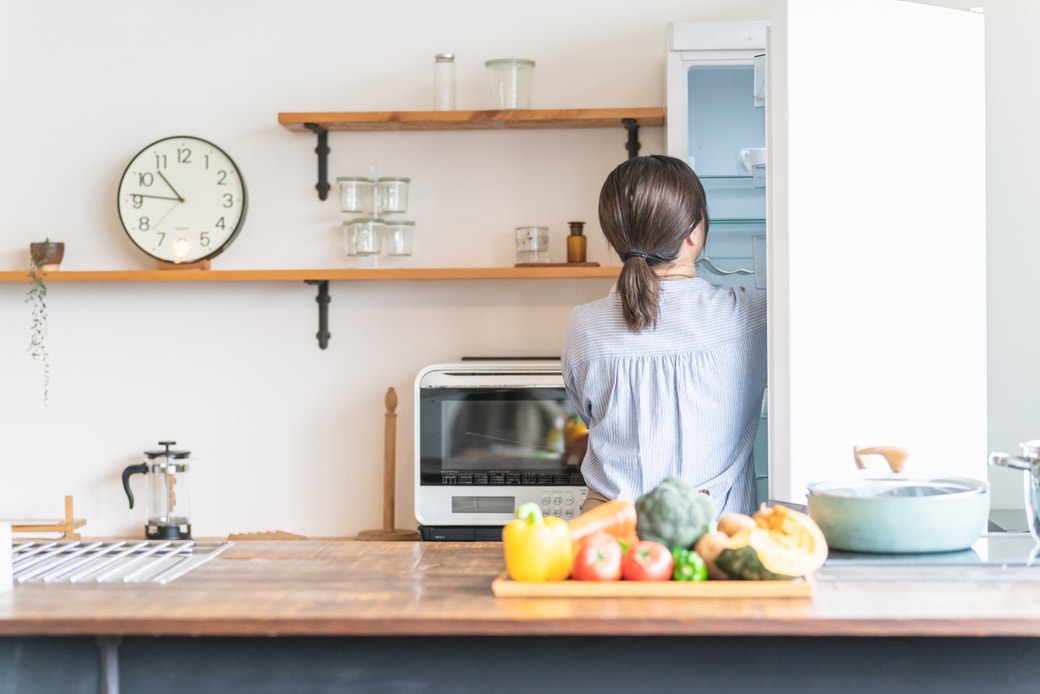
[{"x1": 26, "y1": 248, "x2": 50, "y2": 406}]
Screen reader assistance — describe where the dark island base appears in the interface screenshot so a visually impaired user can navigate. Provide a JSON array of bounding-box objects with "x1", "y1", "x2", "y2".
[{"x1": 3, "y1": 635, "x2": 1037, "y2": 693}]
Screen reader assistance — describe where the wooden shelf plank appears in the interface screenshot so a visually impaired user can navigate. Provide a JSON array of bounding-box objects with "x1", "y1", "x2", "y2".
[
  {"x1": 277, "y1": 108, "x2": 665, "y2": 132},
  {"x1": 0, "y1": 267, "x2": 620, "y2": 283}
]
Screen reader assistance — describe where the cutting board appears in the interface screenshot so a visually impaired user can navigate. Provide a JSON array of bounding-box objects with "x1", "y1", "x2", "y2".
[{"x1": 491, "y1": 573, "x2": 815, "y2": 598}]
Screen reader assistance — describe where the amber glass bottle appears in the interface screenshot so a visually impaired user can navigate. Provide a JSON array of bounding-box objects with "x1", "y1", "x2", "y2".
[{"x1": 566, "y1": 221, "x2": 587, "y2": 263}]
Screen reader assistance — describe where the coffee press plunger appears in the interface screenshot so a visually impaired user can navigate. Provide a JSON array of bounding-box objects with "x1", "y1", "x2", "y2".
[{"x1": 122, "y1": 441, "x2": 192, "y2": 540}]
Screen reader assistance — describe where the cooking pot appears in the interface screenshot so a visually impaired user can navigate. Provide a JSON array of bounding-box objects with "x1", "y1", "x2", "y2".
[
  {"x1": 806, "y1": 445, "x2": 990, "y2": 553},
  {"x1": 988, "y1": 440, "x2": 1040, "y2": 542}
]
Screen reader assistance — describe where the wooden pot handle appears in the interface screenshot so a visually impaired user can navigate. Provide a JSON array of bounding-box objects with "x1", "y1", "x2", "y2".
[{"x1": 853, "y1": 445, "x2": 910, "y2": 474}]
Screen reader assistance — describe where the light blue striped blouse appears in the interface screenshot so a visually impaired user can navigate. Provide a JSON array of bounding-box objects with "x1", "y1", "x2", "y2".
[{"x1": 561, "y1": 278, "x2": 768, "y2": 517}]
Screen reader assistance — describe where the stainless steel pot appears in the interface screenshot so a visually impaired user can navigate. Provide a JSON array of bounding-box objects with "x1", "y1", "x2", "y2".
[
  {"x1": 806, "y1": 445, "x2": 990, "y2": 554},
  {"x1": 988, "y1": 440, "x2": 1040, "y2": 541}
]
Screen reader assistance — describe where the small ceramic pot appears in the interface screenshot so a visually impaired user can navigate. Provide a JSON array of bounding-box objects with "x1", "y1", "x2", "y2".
[
  {"x1": 30, "y1": 242, "x2": 64, "y2": 271},
  {"x1": 806, "y1": 445, "x2": 990, "y2": 554}
]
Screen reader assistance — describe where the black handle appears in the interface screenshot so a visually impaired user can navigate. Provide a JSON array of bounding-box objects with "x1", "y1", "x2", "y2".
[{"x1": 121, "y1": 463, "x2": 149, "y2": 509}]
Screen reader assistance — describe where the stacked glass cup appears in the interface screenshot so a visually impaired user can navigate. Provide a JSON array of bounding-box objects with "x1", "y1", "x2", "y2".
[{"x1": 338, "y1": 173, "x2": 414, "y2": 263}]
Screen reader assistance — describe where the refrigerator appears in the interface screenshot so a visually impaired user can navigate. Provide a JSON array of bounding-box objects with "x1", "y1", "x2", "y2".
[{"x1": 666, "y1": 0, "x2": 987, "y2": 506}]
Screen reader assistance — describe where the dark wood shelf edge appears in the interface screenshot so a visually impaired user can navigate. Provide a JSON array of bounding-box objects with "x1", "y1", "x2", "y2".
[{"x1": 277, "y1": 107, "x2": 666, "y2": 132}]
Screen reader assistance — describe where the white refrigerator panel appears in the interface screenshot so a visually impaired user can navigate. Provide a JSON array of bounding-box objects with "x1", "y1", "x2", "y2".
[{"x1": 768, "y1": 0, "x2": 987, "y2": 501}]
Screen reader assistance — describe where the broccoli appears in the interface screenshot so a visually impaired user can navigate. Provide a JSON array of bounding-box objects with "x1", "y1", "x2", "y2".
[{"x1": 635, "y1": 476, "x2": 715, "y2": 550}]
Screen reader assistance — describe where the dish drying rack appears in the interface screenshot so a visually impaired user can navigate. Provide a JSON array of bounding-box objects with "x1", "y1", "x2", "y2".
[{"x1": 11, "y1": 539, "x2": 234, "y2": 584}]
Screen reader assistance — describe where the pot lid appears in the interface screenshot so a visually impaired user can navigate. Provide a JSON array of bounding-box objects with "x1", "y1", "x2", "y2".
[
  {"x1": 807, "y1": 477, "x2": 986, "y2": 499},
  {"x1": 805, "y1": 444, "x2": 988, "y2": 499},
  {"x1": 145, "y1": 440, "x2": 190, "y2": 460}
]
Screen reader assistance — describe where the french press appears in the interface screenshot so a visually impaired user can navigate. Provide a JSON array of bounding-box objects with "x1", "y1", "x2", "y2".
[{"x1": 122, "y1": 441, "x2": 192, "y2": 540}]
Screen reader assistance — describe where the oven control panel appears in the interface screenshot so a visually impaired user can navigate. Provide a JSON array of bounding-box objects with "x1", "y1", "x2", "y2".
[{"x1": 538, "y1": 488, "x2": 588, "y2": 521}]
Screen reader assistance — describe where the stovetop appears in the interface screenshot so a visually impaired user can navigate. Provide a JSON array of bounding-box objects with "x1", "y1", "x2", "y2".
[
  {"x1": 817, "y1": 531, "x2": 1040, "y2": 582},
  {"x1": 824, "y1": 532, "x2": 1040, "y2": 567}
]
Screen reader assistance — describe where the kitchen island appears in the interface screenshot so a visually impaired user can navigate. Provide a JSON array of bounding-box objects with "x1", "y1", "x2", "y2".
[{"x1": 2, "y1": 539, "x2": 1040, "y2": 693}]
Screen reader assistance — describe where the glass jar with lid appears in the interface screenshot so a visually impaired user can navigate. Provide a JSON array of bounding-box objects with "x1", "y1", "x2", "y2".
[
  {"x1": 376, "y1": 177, "x2": 410, "y2": 215},
  {"x1": 343, "y1": 218, "x2": 384, "y2": 256},
  {"x1": 383, "y1": 220, "x2": 415, "y2": 256},
  {"x1": 337, "y1": 177, "x2": 375, "y2": 214}
]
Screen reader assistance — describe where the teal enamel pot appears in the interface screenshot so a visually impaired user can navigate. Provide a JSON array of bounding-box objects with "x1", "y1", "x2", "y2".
[{"x1": 806, "y1": 445, "x2": 990, "y2": 554}]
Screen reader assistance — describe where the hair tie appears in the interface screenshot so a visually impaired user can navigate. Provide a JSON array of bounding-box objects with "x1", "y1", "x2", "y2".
[{"x1": 622, "y1": 251, "x2": 649, "y2": 261}]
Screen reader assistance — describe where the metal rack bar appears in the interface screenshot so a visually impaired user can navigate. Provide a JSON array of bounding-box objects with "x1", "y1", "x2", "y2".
[{"x1": 304, "y1": 122, "x2": 331, "y2": 200}]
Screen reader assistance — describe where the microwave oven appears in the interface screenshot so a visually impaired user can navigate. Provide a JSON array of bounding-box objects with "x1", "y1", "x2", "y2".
[{"x1": 414, "y1": 360, "x2": 588, "y2": 541}]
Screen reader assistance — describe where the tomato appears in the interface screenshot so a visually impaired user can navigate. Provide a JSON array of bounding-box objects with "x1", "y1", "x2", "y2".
[
  {"x1": 621, "y1": 540, "x2": 675, "y2": 581},
  {"x1": 571, "y1": 531, "x2": 624, "y2": 581}
]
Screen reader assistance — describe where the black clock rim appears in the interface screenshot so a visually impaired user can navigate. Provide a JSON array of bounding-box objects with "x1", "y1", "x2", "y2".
[{"x1": 116, "y1": 135, "x2": 248, "y2": 264}]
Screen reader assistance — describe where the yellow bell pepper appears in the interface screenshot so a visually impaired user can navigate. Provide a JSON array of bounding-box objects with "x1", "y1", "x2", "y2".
[{"x1": 502, "y1": 502, "x2": 573, "y2": 582}]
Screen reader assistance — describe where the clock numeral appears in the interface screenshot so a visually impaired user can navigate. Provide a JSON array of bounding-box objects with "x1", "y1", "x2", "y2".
[
  {"x1": 177, "y1": 147, "x2": 192, "y2": 164},
  {"x1": 215, "y1": 217, "x2": 226, "y2": 230},
  {"x1": 137, "y1": 172, "x2": 154, "y2": 187},
  {"x1": 156, "y1": 231, "x2": 166, "y2": 246},
  {"x1": 222, "y1": 193, "x2": 234, "y2": 209},
  {"x1": 153, "y1": 154, "x2": 167, "y2": 170},
  {"x1": 200, "y1": 231, "x2": 211, "y2": 248},
  {"x1": 216, "y1": 169, "x2": 228, "y2": 185},
  {"x1": 138, "y1": 216, "x2": 151, "y2": 231},
  {"x1": 131, "y1": 195, "x2": 143, "y2": 209},
  {"x1": 204, "y1": 154, "x2": 211, "y2": 169}
]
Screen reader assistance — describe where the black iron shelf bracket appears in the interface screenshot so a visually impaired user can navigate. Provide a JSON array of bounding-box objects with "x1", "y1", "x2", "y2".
[
  {"x1": 622, "y1": 119, "x2": 641, "y2": 159},
  {"x1": 304, "y1": 123, "x2": 331, "y2": 200},
  {"x1": 305, "y1": 280, "x2": 331, "y2": 349}
]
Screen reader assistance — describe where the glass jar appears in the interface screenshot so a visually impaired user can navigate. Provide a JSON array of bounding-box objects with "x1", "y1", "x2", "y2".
[
  {"x1": 566, "y1": 221, "x2": 587, "y2": 263},
  {"x1": 384, "y1": 220, "x2": 416, "y2": 256},
  {"x1": 337, "y1": 177, "x2": 375, "y2": 214},
  {"x1": 485, "y1": 58, "x2": 535, "y2": 109},
  {"x1": 343, "y1": 218, "x2": 384, "y2": 256},
  {"x1": 515, "y1": 226, "x2": 549, "y2": 264},
  {"x1": 376, "y1": 177, "x2": 410, "y2": 215},
  {"x1": 434, "y1": 53, "x2": 456, "y2": 110}
]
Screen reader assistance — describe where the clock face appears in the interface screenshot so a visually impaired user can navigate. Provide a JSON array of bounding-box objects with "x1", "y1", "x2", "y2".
[{"x1": 117, "y1": 136, "x2": 247, "y2": 264}]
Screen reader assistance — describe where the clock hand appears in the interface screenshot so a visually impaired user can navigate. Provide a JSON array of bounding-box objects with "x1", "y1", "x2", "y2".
[
  {"x1": 133, "y1": 193, "x2": 183, "y2": 202},
  {"x1": 152, "y1": 201, "x2": 180, "y2": 230},
  {"x1": 157, "y1": 170, "x2": 185, "y2": 202}
]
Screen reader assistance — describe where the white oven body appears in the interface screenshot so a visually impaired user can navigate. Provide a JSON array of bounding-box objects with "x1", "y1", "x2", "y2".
[{"x1": 414, "y1": 361, "x2": 588, "y2": 530}]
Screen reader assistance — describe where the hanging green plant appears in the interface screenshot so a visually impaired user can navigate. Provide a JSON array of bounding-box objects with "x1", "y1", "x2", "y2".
[{"x1": 26, "y1": 239, "x2": 63, "y2": 406}]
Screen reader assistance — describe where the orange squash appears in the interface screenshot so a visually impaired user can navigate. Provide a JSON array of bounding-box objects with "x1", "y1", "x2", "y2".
[{"x1": 712, "y1": 504, "x2": 829, "y2": 580}]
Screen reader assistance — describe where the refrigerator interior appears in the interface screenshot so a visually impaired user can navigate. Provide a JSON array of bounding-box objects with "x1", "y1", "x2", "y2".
[{"x1": 684, "y1": 59, "x2": 769, "y2": 506}]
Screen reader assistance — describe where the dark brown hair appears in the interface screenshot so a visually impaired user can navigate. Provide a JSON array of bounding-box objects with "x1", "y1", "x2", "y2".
[{"x1": 597, "y1": 155, "x2": 709, "y2": 331}]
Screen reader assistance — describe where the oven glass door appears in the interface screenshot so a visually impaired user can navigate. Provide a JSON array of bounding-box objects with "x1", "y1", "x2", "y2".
[{"x1": 418, "y1": 386, "x2": 586, "y2": 488}]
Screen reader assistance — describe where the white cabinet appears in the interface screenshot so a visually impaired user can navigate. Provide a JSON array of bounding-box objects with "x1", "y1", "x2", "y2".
[{"x1": 668, "y1": 0, "x2": 987, "y2": 503}]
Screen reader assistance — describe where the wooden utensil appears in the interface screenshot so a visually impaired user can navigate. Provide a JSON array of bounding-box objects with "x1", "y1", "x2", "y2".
[{"x1": 357, "y1": 387, "x2": 420, "y2": 541}]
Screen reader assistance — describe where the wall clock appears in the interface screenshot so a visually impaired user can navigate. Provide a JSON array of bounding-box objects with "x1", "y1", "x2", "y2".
[{"x1": 117, "y1": 135, "x2": 248, "y2": 265}]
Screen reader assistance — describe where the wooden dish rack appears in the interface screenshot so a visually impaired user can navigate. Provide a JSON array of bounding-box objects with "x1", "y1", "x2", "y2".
[{"x1": 5, "y1": 495, "x2": 86, "y2": 540}]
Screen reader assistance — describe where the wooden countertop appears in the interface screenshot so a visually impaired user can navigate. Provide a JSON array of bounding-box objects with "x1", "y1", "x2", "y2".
[{"x1": 2, "y1": 540, "x2": 1040, "y2": 638}]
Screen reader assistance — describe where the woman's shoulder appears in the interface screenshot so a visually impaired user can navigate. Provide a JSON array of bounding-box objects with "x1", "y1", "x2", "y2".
[
  {"x1": 669, "y1": 280, "x2": 767, "y2": 332},
  {"x1": 682, "y1": 279, "x2": 766, "y2": 309}
]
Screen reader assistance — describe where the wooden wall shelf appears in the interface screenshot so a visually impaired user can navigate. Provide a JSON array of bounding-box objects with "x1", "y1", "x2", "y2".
[
  {"x1": 277, "y1": 107, "x2": 666, "y2": 200},
  {"x1": 2, "y1": 267, "x2": 619, "y2": 349},
  {"x1": 277, "y1": 108, "x2": 665, "y2": 132},
  {"x1": 0, "y1": 267, "x2": 619, "y2": 283}
]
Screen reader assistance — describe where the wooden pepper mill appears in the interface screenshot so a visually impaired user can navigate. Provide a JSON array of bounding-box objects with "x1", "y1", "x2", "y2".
[{"x1": 357, "y1": 387, "x2": 420, "y2": 541}]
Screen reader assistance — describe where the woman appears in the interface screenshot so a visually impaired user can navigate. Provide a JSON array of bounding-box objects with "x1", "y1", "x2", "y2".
[{"x1": 561, "y1": 155, "x2": 767, "y2": 517}]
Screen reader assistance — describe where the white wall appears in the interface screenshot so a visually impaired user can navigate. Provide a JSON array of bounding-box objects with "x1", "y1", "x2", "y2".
[
  {"x1": 0, "y1": 0, "x2": 768, "y2": 537},
  {"x1": 0, "y1": 0, "x2": 1035, "y2": 537}
]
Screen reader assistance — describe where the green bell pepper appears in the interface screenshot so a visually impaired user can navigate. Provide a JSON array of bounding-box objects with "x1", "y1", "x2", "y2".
[{"x1": 671, "y1": 547, "x2": 708, "y2": 582}]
